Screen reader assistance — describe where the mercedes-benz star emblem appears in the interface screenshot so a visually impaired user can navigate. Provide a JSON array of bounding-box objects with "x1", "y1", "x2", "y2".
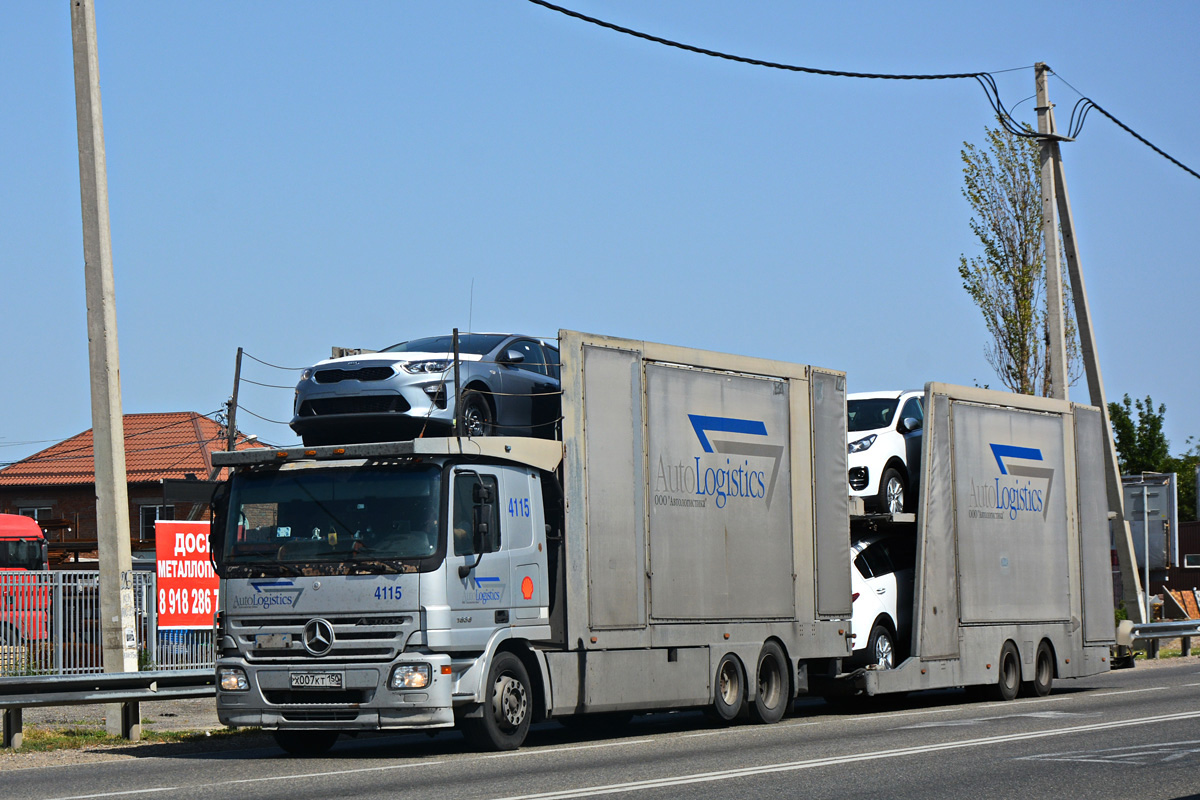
[{"x1": 302, "y1": 618, "x2": 335, "y2": 656}]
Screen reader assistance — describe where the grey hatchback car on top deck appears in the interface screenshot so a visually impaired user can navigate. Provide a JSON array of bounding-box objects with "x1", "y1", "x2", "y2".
[{"x1": 289, "y1": 333, "x2": 561, "y2": 446}]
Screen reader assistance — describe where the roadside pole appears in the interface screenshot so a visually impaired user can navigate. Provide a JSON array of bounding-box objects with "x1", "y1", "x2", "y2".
[
  {"x1": 70, "y1": 0, "x2": 140, "y2": 738},
  {"x1": 1034, "y1": 62, "x2": 1144, "y2": 623}
]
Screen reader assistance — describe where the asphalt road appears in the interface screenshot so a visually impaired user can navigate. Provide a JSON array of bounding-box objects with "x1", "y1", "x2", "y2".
[{"x1": 9, "y1": 660, "x2": 1200, "y2": 800}]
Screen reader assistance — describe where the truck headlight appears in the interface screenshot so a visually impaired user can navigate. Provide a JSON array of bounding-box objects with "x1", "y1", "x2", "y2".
[
  {"x1": 389, "y1": 663, "x2": 432, "y2": 689},
  {"x1": 218, "y1": 667, "x2": 249, "y2": 691},
  {"x1": 848, "y1": 434, "x2": 877, "y2": 453}
]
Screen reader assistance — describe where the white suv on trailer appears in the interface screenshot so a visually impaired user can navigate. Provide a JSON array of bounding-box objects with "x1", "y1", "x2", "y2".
[{"x1": 847, "y1": 390, "x2": 923, "y2": 514}]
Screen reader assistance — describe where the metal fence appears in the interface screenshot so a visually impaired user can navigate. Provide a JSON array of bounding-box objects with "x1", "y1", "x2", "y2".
[{"x1": 0, "y1": 570, "x2": 215, "y2": 677}]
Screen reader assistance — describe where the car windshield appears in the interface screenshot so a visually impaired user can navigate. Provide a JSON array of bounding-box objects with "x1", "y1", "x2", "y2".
[
  {"x1": 381, "y1": 334, "x2": 507, "y2": 356},
  {"x1": 0, "y1": 540, "x2": 44, "y2": 570},
  {"x1": 847, "y1": 398, "x2": 899, "y2": 432},
  {"x1": 223, "y1": 464, "x2": 442, "y2": 565}
]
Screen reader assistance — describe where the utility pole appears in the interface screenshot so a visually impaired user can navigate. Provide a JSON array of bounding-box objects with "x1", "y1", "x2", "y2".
[
  {"x1": 1035, "y1": 64, "x2": 1068, "y2": 401},
  {"x1": 1034, "y1": 62, "x2": 1145, "y2": 623},
  {"x1": 71, "y1": 0, "x2": 140, "y2": 739}
]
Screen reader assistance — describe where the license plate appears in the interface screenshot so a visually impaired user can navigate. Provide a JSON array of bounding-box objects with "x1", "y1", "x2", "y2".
[{"x1": 290, "y1": 671, "x2": 344, "y2": 689}]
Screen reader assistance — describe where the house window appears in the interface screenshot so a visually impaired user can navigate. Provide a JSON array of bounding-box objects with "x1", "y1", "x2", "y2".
[
  {"x1": 1185, "y1": 554, "x2": 1200, "y2": 569},
  {"x1": 19, "y1": 507, "x2": 53, "y2": 520},
  {"x1": 139, "y1": 505, "x2": 174, "y2": 540}
]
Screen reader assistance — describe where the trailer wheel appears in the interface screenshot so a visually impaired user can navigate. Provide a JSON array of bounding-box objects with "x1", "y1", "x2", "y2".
[
  {"x1": 1021, "y1": 641, "x2": 1054, "y2": 697},
  {"x1": 991, "y1": 642, "x2": 1021, "y2": 701},
  {"x1": 749, "y1": 642, "x2": 788, "y2": 724},
  {"x1": 710, "y1": 653, "x2": 745, "y2": 722},
  {"x1": 272, "y1": 730, "x2": 339, "y2": 757},
  {"x1": 462, "y1": 651, "x2": 532, "y2": 751}
]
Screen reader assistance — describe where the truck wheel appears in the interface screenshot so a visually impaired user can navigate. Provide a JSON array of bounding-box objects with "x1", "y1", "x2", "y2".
[
  {"x1": 462, "y1": 651, "x2": 532, "y2": 751},
  {"x1": 991, "y1": 642, "x2": 1021, "y2": 701},
  {"x1": 460, "y1": 390, "x2": 494, "y2": 437},
  {"x1": 1021, "y1": 641, "x2": 1054, "y2": 697},
  {"x1": 866, "y1": 624, "x2": 895, "y2": 670},
  {"x1": 749, "y1": 642, "x2": 788, "y2": 724},
  {"x1": 877, "y1": 468, "x2": 906, "y2": 515},
  {"x1": 272, "y1": 730, "x2": 338, "y2": 756},
  {"x1": 710, "y1": 653, "x2": 745, "y2": 722}
]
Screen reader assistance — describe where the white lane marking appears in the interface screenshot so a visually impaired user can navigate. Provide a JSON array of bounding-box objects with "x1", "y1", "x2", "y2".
[
  {"x1": 483, "y1": 738, "x2": 655, "y2": 758},
  {"x1": 489, "y1": 710, "x2": 1200, "y2": 800},
  {"x1": 1092, "y1": 687, "x2": 1168, "y2": 697},
  {"x1": 895, "y1": 710, "x2": 1100, "y2": 729},
  {"x1": 45, "y1": 760, "x2": 448, "y2": 800},
  {"x1": 1018, "y1": 738, "x2": 1200, "y2": 765}
]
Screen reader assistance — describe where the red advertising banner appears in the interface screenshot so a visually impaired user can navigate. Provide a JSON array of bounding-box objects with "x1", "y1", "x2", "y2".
[{"x1": 155, "y1": 520, "x2": 219, "y2": 630}]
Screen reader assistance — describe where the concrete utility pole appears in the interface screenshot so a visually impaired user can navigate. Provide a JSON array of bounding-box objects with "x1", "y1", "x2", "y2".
[
  {"x1": 71, "y1": 0, "x2": 140, "y2": 738},
  {"x1": 1035, "y1": 64, "x2": 1069, "y2": 402},
  {"x1": 1033, "y1": 62, "x2": 1145, "y2": 623}
]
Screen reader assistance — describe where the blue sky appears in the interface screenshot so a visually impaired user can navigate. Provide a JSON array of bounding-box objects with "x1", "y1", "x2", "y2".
[{"x1": 2, "y1": 1, "x2": 1197, "y2": 463}]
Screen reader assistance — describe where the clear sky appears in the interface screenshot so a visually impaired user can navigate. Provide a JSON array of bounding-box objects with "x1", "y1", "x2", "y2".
[{"x1": 2, "y1": 1, "x2": 1197, "y2": 464}]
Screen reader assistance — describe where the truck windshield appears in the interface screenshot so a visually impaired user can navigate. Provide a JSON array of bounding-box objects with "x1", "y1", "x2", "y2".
[
  {"x1": 0, "y1": 540, "x2": 44, "y2": 570},
  {"x1": 223, "y1": 464, "x2": 442, "y2": 566},
  {"x1": 847, "y1": 398, "x2": 899, "y2": 432}
]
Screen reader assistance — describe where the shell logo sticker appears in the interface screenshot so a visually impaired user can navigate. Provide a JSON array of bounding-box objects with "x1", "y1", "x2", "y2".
[{"x1": 521, "y1": 575, "x2": 534, "y2": 600}]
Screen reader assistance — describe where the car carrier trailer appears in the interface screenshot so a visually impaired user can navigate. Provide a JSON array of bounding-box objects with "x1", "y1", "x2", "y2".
[{"x1": 825, "y1": 383, "x2": 1116, "y2": 700}]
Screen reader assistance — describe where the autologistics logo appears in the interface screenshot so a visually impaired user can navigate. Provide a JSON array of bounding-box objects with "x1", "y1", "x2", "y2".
[
  {"x1": 463, "y1": 575, "x2": 505, "y2": 605},
  {"x1": 653, "y1": 414, "x2": 785, "y2": 510},
  {"x1": 232, "y1": 579, "x2": 305, "y2": 610},
  {"x1": 965, "y1": 444, "x2": 1055, "y2": 521}
]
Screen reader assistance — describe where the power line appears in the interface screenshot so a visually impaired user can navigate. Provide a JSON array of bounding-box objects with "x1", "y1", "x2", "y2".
[{"x1": 528, "y1": 1, "x2": 1199, "y2": 180}]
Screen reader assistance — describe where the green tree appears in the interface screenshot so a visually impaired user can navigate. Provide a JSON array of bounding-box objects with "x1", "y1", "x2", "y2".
[
  {"x1": 1108, "y1": 394, "x2": 1169, "y2": 475},
  {"x1": 958, "y1": 121, "x2": 1081, "y2": 396}
]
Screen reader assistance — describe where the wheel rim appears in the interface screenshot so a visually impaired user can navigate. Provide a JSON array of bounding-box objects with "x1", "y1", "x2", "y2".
[
  {"x1": 1001, "y1": 653, "x2": 1019, "y2": 692},
  {"x1": 718, "y1": 661, "x2": 740, "y2": 706},
  {"x1": 885, "y1": 478, "x2": 904, "y2": 514},
  {"x1": 463, "y1": 401, "x2": 488, "y2": 436},
  {"x1": 1036, "y1": 650, "x2": 1052, "y2": 686},
  {"x1": 492, "y1": 672, "x2": 528, "y2": 731},
  {"x1": 874, "y1": 633, "x2": 894, "y2": 669}
]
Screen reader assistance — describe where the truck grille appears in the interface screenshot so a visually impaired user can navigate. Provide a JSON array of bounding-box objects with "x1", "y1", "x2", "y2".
[
  {"x1": 298, "y1": 396, "x2": 411, "y2": 417},
  {"x1": 314, "y1": 367, "x2": 394, "y2": 384},
  {"x1": 232, "y1": 615, "x2": 413, "y2": 664},
  {"x1": 264, "y1": 689, "x2": 371, "y2": 705}
]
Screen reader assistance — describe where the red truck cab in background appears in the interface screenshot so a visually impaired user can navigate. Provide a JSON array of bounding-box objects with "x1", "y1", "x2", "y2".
[{"x1": 0, "y1": 513, "x2": 50, "y2": 644}]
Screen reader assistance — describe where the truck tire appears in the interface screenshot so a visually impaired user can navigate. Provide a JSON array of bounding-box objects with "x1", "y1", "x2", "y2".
[
  {"x1": 749, "y1": 642, "x2": 789, "y2": 724},
  {"x1": 709, "y1": 653, "x2": 745, "y2": 723},
  {"x1": 272, "y1": 730, "x2": 338, "y2": 756},
  {"x1": 462, "y1": 651, "x2": 532, "y2": 751},
  {"x1": 1021, "y1": 641, "x2": 1054, "y2": 698},
  {"x1": 991, "y1": 642, "x2": 1021, "y2": 701}
]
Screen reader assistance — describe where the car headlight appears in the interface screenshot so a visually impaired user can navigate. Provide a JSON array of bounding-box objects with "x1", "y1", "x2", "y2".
[
  {"x1": 848, "y1": 434, "x2": 877, "y2": 453},
  {"x1": 218, "y1": 666, "x2": 249, "y2": 691},
  {"x1": 402, "y1": 360, "x2": 453, "y2": 374},
  {"x1": 389, "y1": 663, "x2": 432, "y2": 689}
]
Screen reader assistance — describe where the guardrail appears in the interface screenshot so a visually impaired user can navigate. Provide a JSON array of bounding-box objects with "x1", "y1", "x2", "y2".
[
  {"x1": 1116, "y1": 618, "x2": 1199, "y2": 660},
  {"x1": 0, "y1": 669, "x2": 214, "y2": 749}
]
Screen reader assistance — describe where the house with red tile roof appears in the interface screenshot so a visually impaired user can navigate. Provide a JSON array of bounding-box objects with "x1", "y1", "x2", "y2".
[{"x1": 0, "y1": 412, "x2": 263, "y2": 563}]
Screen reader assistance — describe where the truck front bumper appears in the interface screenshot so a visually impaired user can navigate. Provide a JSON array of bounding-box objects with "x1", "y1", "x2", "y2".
[{"x1": 216, "y1": 653, "x2": 455, "y2": 731}]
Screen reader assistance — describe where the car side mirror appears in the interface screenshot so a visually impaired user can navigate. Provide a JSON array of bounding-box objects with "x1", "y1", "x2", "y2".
[
  {"x1": 901, "y1": 417, "x2": 922, "y2": 433},
  {"x1": 496, "y1": 349, "x2": 525, "y2": 366}
]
